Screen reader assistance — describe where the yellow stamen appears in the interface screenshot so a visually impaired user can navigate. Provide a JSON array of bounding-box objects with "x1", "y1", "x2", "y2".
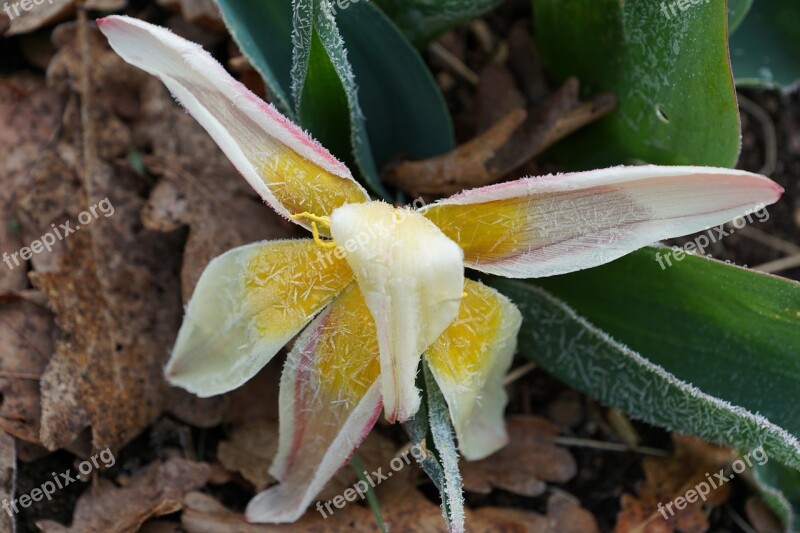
[
  {"x1": 290, "y1": 212, "x2": 332, "y2": 227},
  {"x1": 311, "y1": 222, "x2": 338, "y2": 249},
  {"x1": 291, "y1": 212, "x2": 337, "y2": 249}
]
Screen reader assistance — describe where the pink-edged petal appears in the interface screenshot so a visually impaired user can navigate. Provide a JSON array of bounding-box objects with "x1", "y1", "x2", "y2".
[
  {"x1": 425, "y1": 280, "x2": 521, "y2": 460},
  {"x1": 329, "y1": 202, "x2": 465, "y2": 423},
  {"x1": 245, "y1": 284, "x2": 381, "y2": 523},
  {"x1": 97, "y1": 15, "x2": 369, "y2": 227},
  {"x1": 421, "y1": 166, "x2": 784, "y2": 278},
  {"x1": 165, "y1": 239, "x2": 353, "y2": 397}
]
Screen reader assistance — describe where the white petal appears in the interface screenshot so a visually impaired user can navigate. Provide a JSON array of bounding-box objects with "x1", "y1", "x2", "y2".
[
  {"x1": 246, "y1": 284, "x2": 382, "y2": 523},
  {"x1": 330, "y1": 202, "x2": 464, "y2": 423},
  {"x1": 98, "y1": 15, "x2": 369, "y2": 227},
  {"x1": 166, "y1": 239, "x2": 352, "y2": 397},
  {"x1": 422, "y1": 165, "x2": 784, "y2": 278},
  {"x1": 426, "y1": 280, "x2": 521, "y2": 460}
]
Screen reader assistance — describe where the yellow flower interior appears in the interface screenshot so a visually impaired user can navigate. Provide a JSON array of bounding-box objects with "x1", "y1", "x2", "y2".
[{"x1": 244, "y1": 240, "x2": 353, "y2": 338}]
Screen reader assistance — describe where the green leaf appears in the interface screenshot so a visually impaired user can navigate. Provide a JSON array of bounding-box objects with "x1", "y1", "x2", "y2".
[
  {"x1": 488, "y1": 250, "x2": 800, "y2": 471},
  {"x1": 728, "y1": 0, "x2": 753, "y2": 35},
  {"x1": 337, "y1": 3, "x2": 454, "y2": 165},
  {"x1": 533, "y1": 0, "x2": 740, "y2": 168},
  {"x1": 293, "y1": 0, "x2": 390, "y2": 198},
  {"x1": 422, "y1": 361, "x2": 464, "y2": 531},
  {"x1": 351, "y1": 453, "x2": 388, "y2": 532},
  {"x1": 729, "y1": 0, "x2": 800, "y2": 91},
  {"x1": 403, "y1": 361, "x2": 465, "y2": 531},
  {"x1": 296, "y1": 28, "x2": 355, "y2": 165},
  {"x1": 374, "y1": 0, "x2": 502, "y2": 47},
  {"x1": 531, "y1": 247, "x2": 800, "y2": 440},
  {"x1": 215, "y1": 0, "x2": 294, "y2": 115},
  {"x1": 752, "y1": 460, "x2": 800, "y2": 530}
]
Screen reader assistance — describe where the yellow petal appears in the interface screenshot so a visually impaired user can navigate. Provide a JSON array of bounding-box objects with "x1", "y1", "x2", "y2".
[
  {"x1": 422, "y1": 166, "x2": 783, "y2": 278},
  {"x1": 247, "y1": 284, "x2": 381, "y2": 523},
  {"x1": 426, "y1": 280, "x2": 521, "y2": 460},
  {"x1": 98, "y1": 15, "x2": 369, "y2": 230},
  {"x1": 330, "y1": 202, "x2": 465, "y2": 423},
  {"x1": 166, "y1": 239, "x2": 353, "y2": 397}
]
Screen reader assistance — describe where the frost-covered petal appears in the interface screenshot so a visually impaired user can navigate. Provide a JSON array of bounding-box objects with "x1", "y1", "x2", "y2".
[
  {"x1": 330, "y1": 202, "x2": 465, "y2": 423},
  {"x1": 166, "y1": 239, "x2": 352, "y2": 397},
  {"x1": 98, "y1": 15, "x2": 369, "y2": 228},
  {"x1": 246, "y1": 284, "x2": 381, "y2": 523},
  {"x1": 421, "y1": 166, "x2": 784, "y2": 278},
  {"x1": 425, "y1": 280, "x2": 521, "y2": 460}
]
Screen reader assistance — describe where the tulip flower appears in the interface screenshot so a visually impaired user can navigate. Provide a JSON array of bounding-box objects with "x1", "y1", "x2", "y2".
[{"x1": 98, "y1": 15, "x2": 783, "y2": 524}]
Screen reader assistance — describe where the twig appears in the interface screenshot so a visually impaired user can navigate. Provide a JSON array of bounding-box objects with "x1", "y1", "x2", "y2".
[
  {"x1": 753, "y1": 254, "x2": 800, "y2": 274},
  {"x1": 553, "y1": 436, "x2": 671, "y2": 457},
  {"x1": 428, "y1": 42, "x2": 480, "y2": 86},
  {"x1": 384, "y1": 78, "x2": 616, "y2": 195},
  {"x1": 503, "y1": 361, "x2": 537, "y2": 386},
  {"x1": 726, "y1": 503, "x2": 758, "y2": 533},
  {"x1": 737, "y1": 225, "x2": 800, "y2": 256}
]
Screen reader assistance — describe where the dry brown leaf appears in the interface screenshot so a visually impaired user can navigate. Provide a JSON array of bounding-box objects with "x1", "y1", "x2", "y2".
[
  {"x1": 0, "y1": 431, "x2": 16, "y2": 533},
  {"x1": 473, "y1": 492, "x2": 599, "y2": 533},
  {"x1": 615, "y1": 434, "x2": 737, "y2": 533},
  {"x1": 0, "y1": 295, "x2": 53, "y2": 444},
  {"x1": 4, "y1": 0, "x2": 125, "y2": 36},
  {"x1": 156, "y1": 0, "x2": 223, "y2": 28},
  {"x1": 0, "y1": 73, "x2": 63, "y2": 289},
  {"x1": 182, "y1": 491, "x2": 377, "y2": 533},
  {"x1": 461, "y1": 415, "x2": 576, "y2": 497},
  {"x1": 16, "y1": 23, "x2": 223, "y2": 455},
  {"x1": 37, "y1": 458, "x2": 210, "y2": 533},
  {"x1": 217, "y1": 419, "x2": 279, "y2": 491}
]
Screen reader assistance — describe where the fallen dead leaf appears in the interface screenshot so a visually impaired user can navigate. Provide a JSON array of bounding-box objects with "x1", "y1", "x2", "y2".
[
  {"x1": 37, "y1": 457, "x2": 210, "y2": 533},
  {"x1": 461, "y1": 415, "x2": 576, "y2": 497},
  {"x1": 4, "y1": 0, "x2": 126, "y2": 36},
  {"x1": 473, "y1": 492, "x2": 599, "y2": 533},
  {"x1": 0, "y1": 295, "x2": 53, "y2": 445},
  {"x1": 19, "y1": 23, "x2": 223, "y2": 455},
  {"x1": 0, "y1": 73, "x2": 63, "y2": 289},
  {"x1": 217, "y1": 419, "x2": 279, "y2": 491},
  {"x1": 156, "y1": 0, "x2": 223, "y2": 28},
  {"x1": 615, "y1": 434, "x2": 737, "y2": 533},
  {"x1": 181, "y1": 491, "x2": 377, "y2": 533},
  {"x1": 0, "y1": 431, "x2": 16, "y2": 533}
]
